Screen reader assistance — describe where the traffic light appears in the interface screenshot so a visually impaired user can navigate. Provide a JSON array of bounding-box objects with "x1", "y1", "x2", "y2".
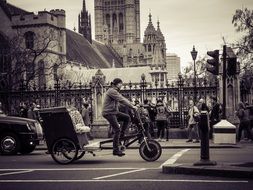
[
  {"x1": 206, "y1": 50, "x2": 219, "y2": 75},
  {"x1": 227, "y1": 57, "x2": 237, "y2": 76}
]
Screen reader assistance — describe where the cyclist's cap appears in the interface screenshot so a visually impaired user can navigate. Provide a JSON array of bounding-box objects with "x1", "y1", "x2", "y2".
[{"x1": 112, "y1": 78, "x2": 123, "y2": 85}]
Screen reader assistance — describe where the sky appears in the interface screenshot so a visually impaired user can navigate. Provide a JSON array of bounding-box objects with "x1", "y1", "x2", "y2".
[{"x1": 8, "y1": 0, "x2": 253, "y2": 70}]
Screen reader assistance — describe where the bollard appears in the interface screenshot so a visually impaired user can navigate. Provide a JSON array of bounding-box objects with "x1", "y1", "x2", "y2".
[{"x1": 194, "y1": 111, "x2": 217, "y2": 166}]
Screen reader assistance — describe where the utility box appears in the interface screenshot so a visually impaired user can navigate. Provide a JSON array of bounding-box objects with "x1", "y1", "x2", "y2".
[{"x1": 213, "y1": 120, "x2": 236, "y2": 144}]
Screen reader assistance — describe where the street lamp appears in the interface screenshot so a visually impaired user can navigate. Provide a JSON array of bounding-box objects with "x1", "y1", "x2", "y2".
[
  {"x1": 191, "y1": 45, "x2": 198, "y2": 103},
  {"x1": 177, "y1": 73, "x2": 184, "y2": 128},
  {"x1": 141, "y1": 73, "x2": 146, "y2": 102}
]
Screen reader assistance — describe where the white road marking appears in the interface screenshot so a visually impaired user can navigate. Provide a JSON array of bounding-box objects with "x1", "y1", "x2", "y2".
[
  {"x1": 93, "y1": 168, "x2": 146, "y2": 180},
  {"x1": 0, "y1": 168, "x2": 147, "y2": 171},
  {"x1": 0, "y1": 170, "x2": 33, "y2": 176},
  {"x1": 159, "y1": 149, "x2": 191, "y2": 168},
  {"x1": 0, "y1": 179, "x2": 248, "y2": 183}
]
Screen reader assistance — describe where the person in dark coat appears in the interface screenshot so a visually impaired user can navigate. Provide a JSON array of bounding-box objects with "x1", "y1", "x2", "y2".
[
  {"x1": 209, "y1": 97, "x2": 222, "y2": 139},
  {"x1": 144, "y1": 99, "x2": 156, "y2": 138},
  {"x1": 236, "y1": 102, "x2": 253, "y2": 142}
]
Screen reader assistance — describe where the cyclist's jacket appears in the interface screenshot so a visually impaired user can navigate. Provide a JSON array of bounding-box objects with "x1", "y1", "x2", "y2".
[{"x1": 102, "y1": 86, "x2": 133, "y2": 116}]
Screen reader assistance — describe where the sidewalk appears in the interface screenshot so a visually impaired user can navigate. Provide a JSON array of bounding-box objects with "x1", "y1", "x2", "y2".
[
  {"x1": 36, "y1": 139, "x2": 253, "y2": 179},
  {"x1": 161, "y1": 139, "x2": 253, "y2": 179}
]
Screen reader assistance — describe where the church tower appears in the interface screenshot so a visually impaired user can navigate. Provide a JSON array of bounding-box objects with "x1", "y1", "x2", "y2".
[
  {"x1": 94, "y1": 0, "x2": 140, "y2": 45},
  {"x1": 79, "y1": 0, "x2": 92, "y2": 43}
]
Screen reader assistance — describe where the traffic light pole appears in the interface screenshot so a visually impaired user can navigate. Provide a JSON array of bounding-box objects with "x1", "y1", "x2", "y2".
[{"x1": 222, "y1": 45, "x2": 226, "y2": 119}]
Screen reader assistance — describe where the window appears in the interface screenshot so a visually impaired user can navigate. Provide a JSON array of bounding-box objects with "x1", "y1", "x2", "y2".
[
  {"x1": 106, "y1": 14, "x2": 111, "y2": 29},
  {"x1": 119, "y1": 13, "x2": 124, "y2": 31},
  {"x1": 38, "y1": 60, "x2": 46, "y2": 87},
  {"x1": 24, "y1": 31, "x2": 35, "y2": 49},
  {"x1": 0, "y1": 34, "x2": 10, "y2": 79},
  {"x1": 148, "y1": 44, "x2": 152, "y2": 52},
  {"x1": 26, "y1": 62, "x2": 35, "y2": 80}
]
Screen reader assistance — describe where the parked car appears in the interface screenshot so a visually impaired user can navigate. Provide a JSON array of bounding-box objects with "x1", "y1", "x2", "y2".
[{"x1": 0, "y1": 115, "x2": 43, "y2": 155}]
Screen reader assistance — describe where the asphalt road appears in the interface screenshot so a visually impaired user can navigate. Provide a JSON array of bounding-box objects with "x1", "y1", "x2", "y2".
[{"x1": 0, "y1": 148, "x2": 252, "y2": 190}]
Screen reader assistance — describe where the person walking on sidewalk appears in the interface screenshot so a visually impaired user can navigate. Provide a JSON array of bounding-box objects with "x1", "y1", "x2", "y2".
[
  {"x1": 186, "y1": 99, "x2": 200, "y2": 143},
  {"x1": 236, "y1": 102, "x2": 253, "y2": 142},
  {"x1": 102, "y1": 78, "x2": 137, "y2": 157}
]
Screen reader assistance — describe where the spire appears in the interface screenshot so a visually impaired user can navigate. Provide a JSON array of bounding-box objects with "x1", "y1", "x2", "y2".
[
  {"x1": 149, "y1": 12, "x2": 152, "y2": 23},
  {"x1": 144, "y1": 12, "x2": 156, "y2": 36},
  {"x1": 83, "y1": 0, "x2": 86, "y2": 11},
  {"x1": 157, "y1": 19, "x2": 160, "y2": 29}
]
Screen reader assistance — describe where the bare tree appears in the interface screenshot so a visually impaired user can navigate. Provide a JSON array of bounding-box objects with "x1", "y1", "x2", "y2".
[
  {"x1": 232, "y1": 8, "x2": 253, "y2": 71},
  {"x1": 6, "y1": 27, "x2": 65, "y2": 90}
]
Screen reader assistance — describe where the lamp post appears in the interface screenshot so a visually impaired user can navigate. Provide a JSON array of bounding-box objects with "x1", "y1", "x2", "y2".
[
  {"x1": 177, "y1": 73, "x2": 184, "y2": 128},
  {"x1": 155, "y1": 78, "x2": 158, "y2": 100},
  {"x1": 191, "y1": 46, "x2": 198, "y2": 104},
  {"x1": 141, "y1": 73, "x2": 146, "y2": 103}
]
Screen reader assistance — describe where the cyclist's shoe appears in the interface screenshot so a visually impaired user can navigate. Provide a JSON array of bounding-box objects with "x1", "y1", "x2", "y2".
[{"x1": 113, "y1": 150, "x2": 125, "y2": 157}]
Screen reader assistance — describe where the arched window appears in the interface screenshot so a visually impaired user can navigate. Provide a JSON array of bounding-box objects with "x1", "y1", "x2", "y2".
[
  {"x1": 119, "y1": 13, "x2": 124, "y2": 32},
  {"x1": 112, "y1": 13, "x2": 117, "y2": 28},
  {"x1": 38, "y1": 60, "x2": 46, "y2": 88},
  {"x1": 0, "y1": 34, "x2": 9, "y2": 75},
  {"x1": 106, "y1": 14, "x2": 110, "y2": 29},
  {"x1": 26, "y1": 62, "x2": 35, "y2": 81},
  {"x1": 148, "y1": 44, "x2": 152, "y2": 52},
  {"x1": 24, "y1": 31, "x2": 35, "y2": 49}
]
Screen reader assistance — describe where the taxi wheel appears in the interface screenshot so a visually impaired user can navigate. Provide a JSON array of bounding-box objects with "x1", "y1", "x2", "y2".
[{"x1": 0, "y1": 132, "x2": 20, "y2": 155}]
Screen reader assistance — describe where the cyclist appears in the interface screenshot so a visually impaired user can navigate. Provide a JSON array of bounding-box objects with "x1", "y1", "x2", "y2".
[{"x1": 102, "y1": 78, "x2": 137, "y2": 156}]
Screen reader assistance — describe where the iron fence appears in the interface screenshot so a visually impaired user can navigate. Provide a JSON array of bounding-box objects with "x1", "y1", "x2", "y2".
[{"x1": 0, "y1": 76, "x2": 218, "y2": 128}]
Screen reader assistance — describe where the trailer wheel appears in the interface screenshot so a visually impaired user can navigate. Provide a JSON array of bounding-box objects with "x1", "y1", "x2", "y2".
[{"x1": 51, "y1": 138, "x2": 78, "y2": 164}]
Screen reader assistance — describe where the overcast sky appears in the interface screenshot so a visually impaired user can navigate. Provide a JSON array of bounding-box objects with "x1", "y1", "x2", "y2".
[{"x1": 8, "y1": 0, "x2": 253, "y2": 69}]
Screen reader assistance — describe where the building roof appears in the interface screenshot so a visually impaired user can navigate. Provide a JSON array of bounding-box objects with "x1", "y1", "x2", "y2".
[
  {"x1": 66, "y1": 29, "x2": 123, "y2": 69},
  {"x1": 0, "y1": 1, "x2": 30, "y2": 18},
  {"x1": 63, "y1": 66, "x2": 152, "y2": 85},
  {"x1": 66, "y1": 29, "x2": 122, "y2": 68},
  {"x1": 92, "y1": 41, "x2": 122, "y2": 68}
]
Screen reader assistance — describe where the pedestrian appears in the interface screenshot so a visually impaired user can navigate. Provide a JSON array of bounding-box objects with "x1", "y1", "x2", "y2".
[
  {"x1": 138, "y1": 103, "x2": 151, "y2": 140},
  {"x1": 197, "y1": 98, "x2": 209, "y2": 112},
  {"x1": 0, "y1": 101, "x2": 5, "y2": 115},
  {"x1": 186, "y1": 99, "x2": 200, "y2": 143},
  {"x1": 81, "y1": 102, "x2": 94, "y2": 140},
  {"x1": 27, "y1": 102, "x2": 36, "y2": 119},
  {"x1": 155, "y1": 99, "x2": 168, "y2": 142},
  {"x1": 19, "y1": 102, "x2": 28, "y2": 118},
  {"x1": 102, "y1": 78, "x2": 137, "y2": 156},
  {"x1": 165, "y1": 102, "x2": 173, "y2": 141},
  {"x1": 144, "y1": 99, "x2": 157, "y2": 138},
  {"x1": 235, "y1": 102, "x2": 253, "y2": 142},
  {"x1": 209, "y1": 97, "x2": 221, "y2": 139}
]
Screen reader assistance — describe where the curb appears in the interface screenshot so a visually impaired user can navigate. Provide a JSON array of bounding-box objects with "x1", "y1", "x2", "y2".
[{"x1": 162, "y1": 163, "x2": 253, "y2": 179}]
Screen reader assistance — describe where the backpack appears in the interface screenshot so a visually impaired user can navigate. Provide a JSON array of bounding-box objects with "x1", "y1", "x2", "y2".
[{"x1": 156, "y1": 106, "x2": 167, "y2": 121}]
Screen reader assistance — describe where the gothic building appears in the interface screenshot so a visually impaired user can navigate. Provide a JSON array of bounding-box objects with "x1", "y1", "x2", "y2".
[
  {"x1": 89, "y1": 0, "x2": 168, "y2": 86},
  {"x1": 0, "y1": 0, "x2": 122, "y2": 90},
  {"x1": 94, "y1": 0, "x2": 140, "y2": 45},
  {"x1": 78, "y1": 0, "x2": 92, "y2": 43}
]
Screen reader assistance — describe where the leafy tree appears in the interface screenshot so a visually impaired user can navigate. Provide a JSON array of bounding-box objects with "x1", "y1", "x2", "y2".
[{"x1": 182, "y1": 56, "x2": 217, "y2": 82}]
